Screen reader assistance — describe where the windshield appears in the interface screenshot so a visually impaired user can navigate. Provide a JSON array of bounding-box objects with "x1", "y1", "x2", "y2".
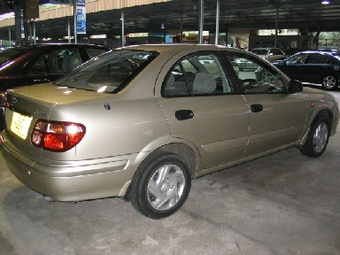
[{"x1": 54, "y1": 49, "x2": 158, "y2": 93}]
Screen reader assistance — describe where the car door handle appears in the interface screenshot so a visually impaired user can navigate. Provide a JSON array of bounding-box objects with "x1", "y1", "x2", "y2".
[
  {"x1": 251, "y1": 104, "x2": 263, "y2": 113},
  {"x1": 175, "y1": 110, "x2": 194, "y2": 120}
]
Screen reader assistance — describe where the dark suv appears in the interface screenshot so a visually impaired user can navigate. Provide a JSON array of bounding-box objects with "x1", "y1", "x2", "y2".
[
  {"x1": 0, "y1": 43, "x2": 111, "y2": 130},
  {"x1": 0, "y1": 43, "x2": 111, "y2": 91}
]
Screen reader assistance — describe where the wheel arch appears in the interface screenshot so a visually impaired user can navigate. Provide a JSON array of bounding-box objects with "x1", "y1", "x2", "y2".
[
  {"x1": 124, "y1": 142, "x2": 198, "y2": 201},
  {"x1": 300, "y1": 108, "x2": 334, "y2": 148},
  {"x1": 300, "y1": 109, "x2": 333, "y2": 157},
  {"x1": 313, "y1": 109, "x2": 333, "y2": 132}
]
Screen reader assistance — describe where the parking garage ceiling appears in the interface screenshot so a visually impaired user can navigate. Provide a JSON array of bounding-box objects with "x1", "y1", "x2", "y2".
[{"x1": 1, "y1": 0, "x2": 340, "y2": 39}]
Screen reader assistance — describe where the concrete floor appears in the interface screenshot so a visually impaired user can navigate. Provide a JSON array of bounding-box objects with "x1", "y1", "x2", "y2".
[{"x1": 0, "y1": 89, "x2": 339, "y2": 255}]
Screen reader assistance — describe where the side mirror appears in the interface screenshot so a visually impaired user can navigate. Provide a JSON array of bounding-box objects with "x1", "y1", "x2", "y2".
[{"x1": 288, "y1": 79, "x2": 303, "y2": 93}]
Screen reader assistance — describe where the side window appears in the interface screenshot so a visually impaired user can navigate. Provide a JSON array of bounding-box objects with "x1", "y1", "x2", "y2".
[
  {"x1": 46, "y1": 49, "x2": 64, "y2": 73},
  {"x1": 28, "y1": 49, "x2": 80, "y2": 75},
  {"x1": 226, "y1": 53, "x2": 285, "y2": 93},
  {"x1": 162, "y1": 53, "x2": 233, "y2": 97},
  {"x1": 286, "y1": 53, "x2": 308, "y2": 64},
  {"x1": 306, "y1": 54, "x2": 330, "y2": 64},
  {"x1": 61, "y1": 49, "x2": 82, "y2": 72},
  {"x1": 28, "y1": 55, "x2": 48, "y2": 74}
]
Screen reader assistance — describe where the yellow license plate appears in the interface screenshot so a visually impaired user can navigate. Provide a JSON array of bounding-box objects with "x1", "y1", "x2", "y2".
[{"x1": 10, "y1": 112, "x2": 33, "y2": 140}]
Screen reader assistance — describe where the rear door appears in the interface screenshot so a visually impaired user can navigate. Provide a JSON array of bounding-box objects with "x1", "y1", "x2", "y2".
[
  {"x1": 300, "y1": 53, "x2": 337, "y2": 83},
  {"x1": 155, "y1": 51, "x2": 250, "y2": 171}
]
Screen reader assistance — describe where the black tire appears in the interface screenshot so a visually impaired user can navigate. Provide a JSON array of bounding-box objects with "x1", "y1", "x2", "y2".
[
  {"x1": 322, "y1": 74, "x2": 338, "y2": 90},
  {"x1": 300, "y1": 118, "x2": 330, "y2": 158},
  {"x1": 130, "y1": 153, "x2": 191, "y2": 219}
]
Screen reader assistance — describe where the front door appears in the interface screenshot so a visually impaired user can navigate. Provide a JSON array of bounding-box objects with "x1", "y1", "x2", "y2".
[{"x1": 227, "y1": 52, "x2": 307, "y2": 157}]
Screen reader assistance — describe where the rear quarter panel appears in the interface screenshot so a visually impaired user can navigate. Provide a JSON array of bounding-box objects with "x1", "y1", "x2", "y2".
[{"x1": 46, "y1": 96, "x2": 170, "y2": 160}]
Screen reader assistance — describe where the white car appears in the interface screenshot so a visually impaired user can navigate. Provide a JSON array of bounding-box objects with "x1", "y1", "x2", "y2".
[{"x1": 251, "y1": 47, "x2": 286, "y2": 62}]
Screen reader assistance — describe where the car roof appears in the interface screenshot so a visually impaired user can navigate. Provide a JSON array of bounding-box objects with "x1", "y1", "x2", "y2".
[
  {"x1": 288, "y1": 50, "x2": 340, "y2": 61},
  {"x1": 20, "y1": 43, "x2": 110, "y2": 49},
  {"x1": 117, "y1": 44, "x2": 275, "y2": 66},
  {"x1": 0, "y1": 43, "x2": 111, "y2": 58},
  {"x1": 122, "y1": 43, "x2": 224, "y2": 50},
  {"x1": 118, "y1": 43, "x2": 248, "y2": 55},
  {"x1": 0, "y1": 43, "x2": 110, "y2": 52},
  {"x1": 295, "y1": 50, "x2": 336, "y2": 55}
]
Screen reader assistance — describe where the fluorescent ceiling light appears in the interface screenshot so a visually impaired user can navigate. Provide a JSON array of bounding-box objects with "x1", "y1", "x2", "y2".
[{"x1": 321, "y1": 0, "x2": 330, "y2": 4}]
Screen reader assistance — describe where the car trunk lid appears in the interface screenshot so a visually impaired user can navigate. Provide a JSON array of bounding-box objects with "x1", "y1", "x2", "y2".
[{"x1": 3, "y1": 83, "x2": 112, "y2": 159}]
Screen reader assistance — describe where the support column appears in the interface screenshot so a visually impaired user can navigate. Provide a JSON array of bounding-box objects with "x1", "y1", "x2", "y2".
[
  {"x1": 198, "y1": 0, "x2": 204, "y2": 44},
  {"x1": 121, "y1": 9, "x2": 125, "y2": 47},
  {"x1": 215, "y1": 0, "x2": 220, "y2": 45},
  {"x1": 73, "y1": 0, "x2": 77, "y2": 43},
  {"x1": 275, "y1": 6, "x2": 279, "y2": 48},
  {"x1": 14, "y1": 2, "x2": 22, "y2": 46}
]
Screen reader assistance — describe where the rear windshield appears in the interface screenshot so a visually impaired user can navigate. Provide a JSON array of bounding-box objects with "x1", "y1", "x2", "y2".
[
  {"x1": 54, "y1": 49, "x2": 158, "y2": 93},
  {"x1": 0, "y1": 47, "x2": 30, "y2": 65}
]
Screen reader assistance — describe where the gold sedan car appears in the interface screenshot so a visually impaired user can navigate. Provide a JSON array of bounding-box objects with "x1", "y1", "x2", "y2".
[{"x1": 0, "y1": 44, "x2": 339, "y2": 219}]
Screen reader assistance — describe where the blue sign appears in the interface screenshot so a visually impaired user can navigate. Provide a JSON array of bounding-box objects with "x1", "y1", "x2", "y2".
[{"x1": 76, "y1": 0, "x2": 86, "y2": 34}]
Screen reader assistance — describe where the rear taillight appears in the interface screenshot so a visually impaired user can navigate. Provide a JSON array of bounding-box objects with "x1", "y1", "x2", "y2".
[{"x1": 31, "y1": 120, "x2": 86, "y2": 152}]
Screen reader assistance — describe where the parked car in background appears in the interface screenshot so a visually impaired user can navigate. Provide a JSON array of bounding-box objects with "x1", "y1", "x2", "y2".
[
  {"x1": 233, "y1": 57, "x2": 258, "y2": 71},
  {"x1": 0, "y1": 46, "x2": 11, "y2": 51},
  {"x1": 0, "y1": 43, "x2": 111, "y2": 130},
  {"x1": 0, "y1": 43, "x2": 111, "y2": 92},
  {"x1": 251, "y1": 47, "x2": 286, "y2": 62},
  {"x1": 0, "y1": 44, "x2": 338, "y2": 219},
  {"x1": 273, "y1": 50, "x2": 340, "y2": 90}
]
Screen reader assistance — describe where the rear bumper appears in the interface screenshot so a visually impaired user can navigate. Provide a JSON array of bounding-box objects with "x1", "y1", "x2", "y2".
[{"x1": 0, "y1": 134, "x2": 137, "y2": 202}]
